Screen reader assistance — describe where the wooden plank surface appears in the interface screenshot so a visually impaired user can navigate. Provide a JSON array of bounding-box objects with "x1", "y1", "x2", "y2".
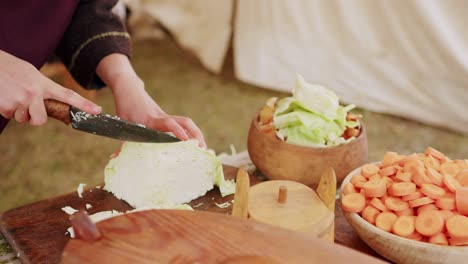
[{"x1": 0, "y1": 165, "x2": 380, "y2": 264}]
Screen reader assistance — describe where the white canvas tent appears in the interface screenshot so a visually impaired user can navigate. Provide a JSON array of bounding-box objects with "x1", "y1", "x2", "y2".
[{"x1": 126, "y1": 0, "x2": 468, "y2": 134}]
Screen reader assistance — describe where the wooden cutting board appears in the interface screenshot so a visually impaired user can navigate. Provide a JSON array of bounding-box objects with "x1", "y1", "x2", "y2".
[
  {"x1": 61, "y1": 210, "x2": 385, "y2": 264},
  {"x1": 0, "y1": 165, "x2": 380, "y2": 264}
]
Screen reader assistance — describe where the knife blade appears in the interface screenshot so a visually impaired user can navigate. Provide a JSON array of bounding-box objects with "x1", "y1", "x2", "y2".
[{"x1": 44, "y1": 99, "x2": 180, "y2": 143}]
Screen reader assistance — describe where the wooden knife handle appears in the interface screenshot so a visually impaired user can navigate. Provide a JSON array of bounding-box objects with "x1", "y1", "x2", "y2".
[{"x1": 45, "y1": 99, "x2": 71, "y2": 125}]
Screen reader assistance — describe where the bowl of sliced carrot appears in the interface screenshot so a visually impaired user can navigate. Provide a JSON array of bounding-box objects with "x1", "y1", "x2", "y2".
[{"x1": 341, "y1": 147, "x2": 468, "y2": 264}]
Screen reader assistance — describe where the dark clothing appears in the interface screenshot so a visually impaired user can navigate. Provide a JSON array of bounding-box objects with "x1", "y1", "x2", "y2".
[{"x1": 0, "y1": 0, "x2": 131, "y2": 133}]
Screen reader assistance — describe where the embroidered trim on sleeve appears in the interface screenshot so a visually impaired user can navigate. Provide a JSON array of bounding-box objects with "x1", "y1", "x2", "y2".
[{"x1": 68, "y1": 31, "x2": 130, "y2": 70}]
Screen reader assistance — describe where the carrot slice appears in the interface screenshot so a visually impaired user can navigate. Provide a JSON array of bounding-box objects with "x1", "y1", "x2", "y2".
[
  {"x1": 382, "y1": 152, "x2": 401, "y2": 167},
  {"x1": 361, "y1": 164, "x2": 380, "y2": 178},
  {"x1": 342, "y1": 182, "x2": 358, "y2": 195},
  {"x1": 435, "y1": 193, "x2": 456, "y2": 210},
  {"x1": 388, "y1": 182, "x2": 416, "y2": 196},
  {"x1": 392, "y1": 215, "x2": 415, "y2": 237},
  {"x1": 443, "y1": 173, "x2": 461, "y2": 192},
  {"x1": 362, "y1": 179, "x2": 387, "y2": 198},
  {"x1": 409, "y1": 197, "x2": 435, "y2": 208},
  {"x1": 446, "y1": 215, "x2": 468, "y2": 239},
  {"x1": 425, "y1": 167, "x2": 444, "y2": 187},
  {"x1": 412, "y1": 167, "x2": 432, "y2": 187},
  {"x1": 428, "y1": 232, "x2": 448, "y2": 245},
  {"x1": 394, "y1": 172, "x2": 412, "y2": 183},
  {"x1": 424, "y1": 155, "x2": 441, "y2": 171},
  {"x1": 368, "y1": 174, "x2": 383, "y2": 182},
  {"x1": 382, "y1": 177, "x2": 393, "y2": 188},
  {"x1": 415, "y1": 210, "x2": 445, "y2": 237},
  {"x1": 455, "y1": 187, "x2": 468, "y2": 216},
  {"x1": 341, "y1": 193, "x2": 366, "y2": 213},
  {"x1": 395, "y1": 208, "x2": 415, "y2": 216},
  {"x1": 403, "y1": 159, "x2": 424, "y2": 174},
  {"x1": 385, "y1": 197, "x2": 410, "y2": 212},
  {"x1": 404, "y1": 231, "x2": 423, "y2": 241},
  {"x1": 351, "y1": 174, "x2": 367, "y2": 189},
  {"x1": 369, "y1": 197, "x2": 388, "y2": 212},
  {"x1": 379, "y1": 166, "x2": 397, "y2": 177},
  {"x1": 416, "y1": 204, "x2": 438, "y2": 215},
  {"x1": 449, "y1": 237, "x2": 468, "y2": 246},
  {"x1": 441, "y1": 162, "x2": 461, "y2": 177},
  {"x1": 424, "y1": 147, "x2": 446, "y2": 161},
  {"x1": 362, "y1": 205, "x2": 381, "y2": 224},
  {"x1": 402, "y1": 190, "x2": 424, "y2": 201},
  {"x1": 456, "y1": 169, "x2": 468, "y2": 187},
  {"x1": 439, "y1": 209, "x2": 455, "y2": 220},
  {"x1": 420, "y1": 184, "x2": 446, "y2": 200},
  {"x1": 375, "y1": 212, "x2": 398, "y2": 232}
]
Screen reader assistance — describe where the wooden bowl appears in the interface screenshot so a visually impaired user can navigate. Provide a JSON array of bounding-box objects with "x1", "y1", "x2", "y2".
[
  {"x1": 247, "y1": 111, "x2": 368, "y2": 188},
  {"x1": 341, "y1": 166, "x2": 468, "y2": 264}
]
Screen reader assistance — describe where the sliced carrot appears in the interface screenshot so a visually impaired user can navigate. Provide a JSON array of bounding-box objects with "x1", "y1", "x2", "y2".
[
  {"x1": 385, "y1": 197, "x2": 410, "y2": 212},
  {"x1": 403, "y1": 159, "x2": 424, "y2": 174},
  {"x1": 439, "y1": 209, "x2": 455, "y2": 220},
  {"x1": 446, "y1": 215, "x2": 468, "y2": 239},
  {"x1": 428, "y1": 232, "x2": 448, "y2": 245},
  {"x1": 454, "y1": 160, "x2": 468, "y2": 170},
  {"x1": 424, "y1": 147, "x2": 446, "y2": 161},
  {"x1": 412, "y1": 167, "x2": 432, "y2": 187},
  {"x1": 456, "y1": 169, "x2": 468, "y2": 187},
  {"x1": 393, "y1": 164, "x2": 403, "y2": 171},
  {"x1": 368, "y1": 174, "x2": 383, "y2": 182},
  {"x1": 420, "y1": 184, "x2": 446, "y2": 200},
  {"x1": 392, "y1": 215, "x2": 415, "y2": 237},
  {"x1": 341, "y1": 193, "x2": 366, "y2": 213},
  {"x1": 401, "y1": 190, "x2": 423, "y2": 201},
  {"x1": 379, "y1": 166, "x2": 397, "y2": 177},
  {"x1": 409, "y1": 197, "x2": 435, "y2": 208},
  {"x1": 382, "y1": 152, "x2": 401, "y2": 167},
  {"x1": 415, "y1": 210, "x2": 445, "y2": 237},
  {"x1": 441, "y1": 162, "x2": 461, "y2": 177},
  {"x1": 394, "y1": 171, "x2": 412, "y2": 183},
  {"x1": 375, "y1": 212, "x2": 398, "y2": 232},
  {"x1": 424, "y1": 155, "x2": 441, "y2": 171},
  {"x1": 369, "y1": 197, "x2": 388, "y2": 212},
  {"x1": 449, "y1": 237, "x2": 468, "y2": 246},
  {"x1": 435, "y1": 193, "x2": 456, "y2": 210},
  {"x1": 362, "y1": 205, "x2": 381, "y2": 224},
  {"x1": 404, "y1": 231, "x2": 423, "y2": 241},
  {"x1": 398, "y1": 153, "x2": 418, "y2": 166},
  {"x1": 361, "y1": 164, "x2": 380, "y2": 178},
  {"x1": 362, "y1": 179, "x2": 387, "y2": 198},
  {"x1": 342, "y1": 182, "x2": 358, "y2": 195},
  {"x1": 425, "y1": 167, "x2": 444, "y2": 187},
  {"x1": 416, "y1": 204, "x2": 438, "y2": 215},
  {"x1": 443, "y1": 173, "x2": 461, "y2": 192},
  {"x1": 455, "y1": 187, "x2": 468, "y2": 216},
  {"x1": 388, "y1": 182, "x2": 416, "y2": 196},
  {"x1": 395, "y1": 208, "x2": 415, "y2": 216},
  {"x1": 351, "y1": 174, "x2": 367, "y2": 189},
  {"x1": 382, "y1": 177, "x2": 393, "y2": 188}
]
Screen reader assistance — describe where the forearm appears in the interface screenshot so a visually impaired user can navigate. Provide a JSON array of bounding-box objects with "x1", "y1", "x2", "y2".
[{"x1": 96, "y1": 53, "x2": 144, "y2": 94}]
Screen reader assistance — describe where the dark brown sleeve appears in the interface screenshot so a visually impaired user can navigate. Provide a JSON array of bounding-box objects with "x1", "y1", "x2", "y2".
[{"x1": 55, "y1": 0, "x2": 131, "y2": 89}]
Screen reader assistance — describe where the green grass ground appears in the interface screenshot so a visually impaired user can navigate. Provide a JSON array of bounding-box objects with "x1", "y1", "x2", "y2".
[{"x1": 1, "y1": 38, "x2": 467, "y2": 212}]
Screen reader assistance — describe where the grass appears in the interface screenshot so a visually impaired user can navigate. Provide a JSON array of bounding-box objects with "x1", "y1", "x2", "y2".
[{"x1": 0, "y1": 38, "x2": 467, "y2": 212}]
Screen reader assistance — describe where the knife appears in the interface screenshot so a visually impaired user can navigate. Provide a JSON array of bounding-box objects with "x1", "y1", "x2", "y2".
[{"x1": 44, "y1": 99, "x2": 181, "y2": 143}]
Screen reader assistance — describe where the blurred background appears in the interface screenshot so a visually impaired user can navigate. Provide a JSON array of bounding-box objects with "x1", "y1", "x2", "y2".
[{"x1": 0, "y1": 0, "x2": 467, "y2": 212}]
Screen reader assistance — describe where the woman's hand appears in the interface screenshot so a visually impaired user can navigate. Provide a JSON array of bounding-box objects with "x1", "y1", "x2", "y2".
[
  {"x1": 96, "y1": 54, "x2": 206, "y2": 148},
  {"x1": 0, "y1": 50, "x2": 102, "y2": 125}
]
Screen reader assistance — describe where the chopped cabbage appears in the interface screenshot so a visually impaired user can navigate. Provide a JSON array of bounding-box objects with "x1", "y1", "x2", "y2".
[{"x1": 273, "y1": 74, "x2": 359, "y2": 147}]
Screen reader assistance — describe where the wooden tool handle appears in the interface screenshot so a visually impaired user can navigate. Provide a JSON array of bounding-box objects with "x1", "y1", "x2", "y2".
[
  {"x1": 70, "y1": 211, "x2": 102, "y2": 242},
  {"x1": 44, "y1": 99, "x2": 71, "y2": 125},
  {"x1": 231, "y1": 168, "x2": 250, "y2": 218}
]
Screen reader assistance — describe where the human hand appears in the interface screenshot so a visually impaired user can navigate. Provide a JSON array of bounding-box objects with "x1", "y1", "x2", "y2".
[
  {"x1": 0, "y1": 50, "x2": 102, "y2": 125},
  {"x1": 96, "y1": 54, "x2": 206, "y2": 148}
]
